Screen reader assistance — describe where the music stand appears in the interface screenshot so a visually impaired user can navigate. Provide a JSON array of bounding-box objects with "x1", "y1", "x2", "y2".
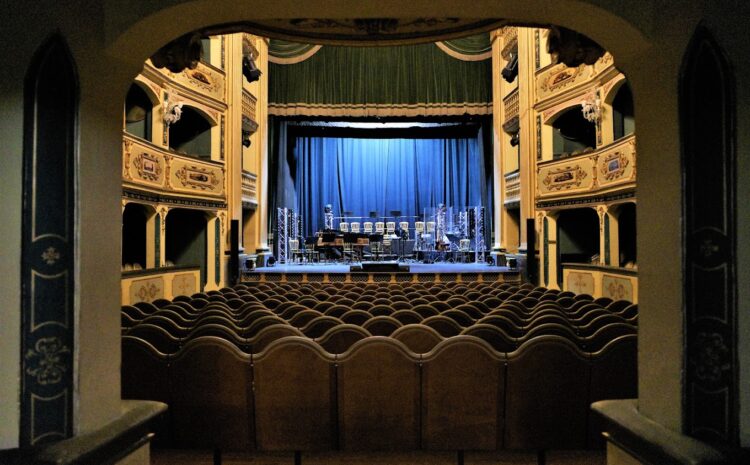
[{"x1": 368, "y1": 233, "x2": 383, "y2": 261}]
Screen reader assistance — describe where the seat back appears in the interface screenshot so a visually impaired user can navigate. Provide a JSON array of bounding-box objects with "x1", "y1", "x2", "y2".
[
  {"x1": 254, "y1": 337, "x2": 336, "y2": 450},
  {"x1": 422, "y1": 337, "x2": 505, "y2": 450},
  {"x1": 340, "y1": 222, "x2": 349, "y2": 232},
  {"x1": 391, "y1": 324, "x2": 444, "y2": 354},
  {"x1": 169, "y1": 337, "x2": 253, "y2": 450},
  {"x1": 505, "y1": 336, "x2": 589, "y2": 450},
  {"x1": 315, "y1": 324, "x2": 371, "y2": 354},
  {"x1": 350, "y1": 222, "x2": 360, "y2": 233},
  {"x1": 363, "y1": 222, "x2": 373, "y2": 233},
  {"x1": 337, "y1": 338, "x2": 420, "y2": 450}
]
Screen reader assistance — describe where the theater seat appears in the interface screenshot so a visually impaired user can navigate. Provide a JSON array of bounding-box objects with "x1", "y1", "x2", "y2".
[{"x1": 391, "y1": 324, "x2": 444, "y2": 353}]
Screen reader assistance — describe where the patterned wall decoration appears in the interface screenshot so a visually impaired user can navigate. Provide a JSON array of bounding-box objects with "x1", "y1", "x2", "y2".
[
  {"x1": 129, "y1": 276, "x2": 165, "y2": 304},
  {"x1": 541, "y1": 164, "x2": 590, "y2": 192},
  {"x1": 566, "y1": 271, "x2": 594, "y2": 296},
  {"x1": 534, "y1": 29, "x2": 541, "y2": 70},
  {"x1": 21, "y1": 36, "x2": 77, "y2": 447},
  {"x1": 172, "y1": 273, "x2": 197, "y2": 296},
  {"x1": 536, "y1": 115, "x2": 542, "y2": 160},
  {"x1": 602, "y1": 274, "x2": 633, "y2": 301},
  {"x1": 681, "y1": 27, "x2": 738, "y2": 444}
]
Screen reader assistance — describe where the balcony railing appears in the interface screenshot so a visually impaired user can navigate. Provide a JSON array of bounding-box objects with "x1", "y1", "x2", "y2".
[
  {"x1": 536, "y1": 134, "x2": 636, "y2": 201},
  {"x1": 123, "y1": 133, "x2": 226, "y2": 199},
  {"x1": 242, "y1": 170, "x2": 258, "y2": 206},
  {"x1": 535, "y1": 52, "x2": 616, "y2": 104},
  {"x1": 504, "y1": 170, "x2": 521, "y2": 205},
  {"x1": 149, "y1": 60, "x2": 226, "y2": 103},
  {"x1": 503, "y1": 88, "x2": 519, "y2": 122}
]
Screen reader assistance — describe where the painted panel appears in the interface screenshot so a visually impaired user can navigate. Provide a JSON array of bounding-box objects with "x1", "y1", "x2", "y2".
[
  {"x1": 536, "y1": 63, "x2": 592, "y2": 101},
  {"x1": 123, "y1": 137, "x2": 167, "y2": 189},
  {"x1": 596, "y1": 138, "x2": 636, "y2": 189},
  {"x1": 566, "y1": 271, "x2": 595, "y2": 296},
  {"x1": 129, "y1": 277, "x2": 165, "y2": 304},
  {"x1": 172, "y1": 273, "x2": 197, "y2": 297},
  {"x1": 602, "y1": 274, "x2": 633, "y2": 301},
  {"x1": 536, "y1": 135, "x2": 636, "y2": 201},
  {"x1": 21, "y1": 36, "x2": 76, "y2": 446},
  {"x1": 538, "y1": 158, "x2": 595, "y2": 196},
  {"x1": 170, "y1": 157, "x2": 225, "y2": 197}
]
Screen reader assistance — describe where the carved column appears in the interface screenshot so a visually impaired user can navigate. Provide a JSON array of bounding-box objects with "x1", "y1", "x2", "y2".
[{"x1": 517, "y1": 28, "x2": 537, "y2": 252}]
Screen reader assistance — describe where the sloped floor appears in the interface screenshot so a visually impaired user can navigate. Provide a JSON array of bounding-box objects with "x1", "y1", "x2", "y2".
[{"x1": 152, "y1": 449, "x2": 606, "y2": 465}]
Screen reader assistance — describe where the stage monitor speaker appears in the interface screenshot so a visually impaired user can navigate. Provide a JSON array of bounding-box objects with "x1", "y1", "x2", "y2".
[
  {"x1": 230, "y1": 220, "x2": 240, "y2": 285},
  {"x1": 359, "y1": 261, "x2": 405, "y2": 272},
  {"x1": 526, "y1": 218, "x2": 537, "y2": 284}
]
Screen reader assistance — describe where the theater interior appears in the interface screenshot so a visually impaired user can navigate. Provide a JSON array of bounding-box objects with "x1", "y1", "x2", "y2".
[{"x1": 0, "y1": 2, "x2": 749, "y2": 465}]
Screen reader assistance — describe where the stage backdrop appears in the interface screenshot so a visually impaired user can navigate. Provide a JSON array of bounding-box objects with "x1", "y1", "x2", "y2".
[{"x1": 269, "y1": 120, "x2": 493, "y2": 239}]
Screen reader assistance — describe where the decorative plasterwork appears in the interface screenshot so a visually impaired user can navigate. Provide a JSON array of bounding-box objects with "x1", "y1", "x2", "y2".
[
  {"x1": 500, "y1": 26, "x2": 518, "y2": 61},
  {"x1": 537, "y1": 134, "x2": 636, "y2": 201},
  {"x1": 542, "y1": 165, "x2": 589, "y2": 192},
  {"x1": 123, "y1": 134, "x2": 226, "y2": 200}
]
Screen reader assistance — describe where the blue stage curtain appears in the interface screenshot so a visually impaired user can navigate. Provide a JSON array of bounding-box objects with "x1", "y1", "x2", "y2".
[{"x1": 292, "y1": 128, "x2": 491, "y2": 237}]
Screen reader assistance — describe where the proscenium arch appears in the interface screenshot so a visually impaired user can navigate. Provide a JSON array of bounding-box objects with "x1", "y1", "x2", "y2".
[{"x1": 94, "y1": 0, "x2": 696, "y2": 440}]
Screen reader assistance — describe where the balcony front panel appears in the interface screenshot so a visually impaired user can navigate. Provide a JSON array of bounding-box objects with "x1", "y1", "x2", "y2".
[
  {"x1": 123, "y1": 134, "x2": 226, "y2": 200},
  {"x1": 536, "y1": 134, "x2": 635, "y2": 202},
  {"x1": 152, "y1": 60, "x2": 226, "y2": 103},
  {"x1": 535, "y1": 53, "x2": 615, "y2": 104}
]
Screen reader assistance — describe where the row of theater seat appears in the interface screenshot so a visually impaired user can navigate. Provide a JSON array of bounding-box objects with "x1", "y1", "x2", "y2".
[
  {"x1": 122, "y1": 282, "x2": 637, "y2": 355},
  {"x1": 122, "y1": 281, "x2": 637, "y2": 452},
  {"x1": 123, "y1": 333, "x2": 636, "y2": 452}
]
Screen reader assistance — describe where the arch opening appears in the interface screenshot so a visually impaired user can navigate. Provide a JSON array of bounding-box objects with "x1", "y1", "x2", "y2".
[
  {"x1": 165, "y1": 208, "x2": 208, "y2": 286},
  {"x1": 551, "y1": 107, "x2": 596, "y2": 159},
  {"x1": 124, "y1": 83, "x2": 154, "y2": 142},
  {"x1": 169, "y1": 106, "x2": 213, "y2": 159}
]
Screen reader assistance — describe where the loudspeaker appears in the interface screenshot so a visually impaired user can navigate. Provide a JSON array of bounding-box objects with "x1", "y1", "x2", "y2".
[
  {"x1": 526, "y1": 218, "x2": 537, "y2": 284},
  {"x1": 358, "y1": 261, "x2": 406, "y2": 272},
  {"x1": 230, "y1": 220, "x2": 240, "y2": 285}
]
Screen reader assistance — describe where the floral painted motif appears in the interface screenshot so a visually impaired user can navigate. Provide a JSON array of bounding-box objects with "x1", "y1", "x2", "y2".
[{"x1": 25, "y1": 337, "x2": 70, "y2": 385}]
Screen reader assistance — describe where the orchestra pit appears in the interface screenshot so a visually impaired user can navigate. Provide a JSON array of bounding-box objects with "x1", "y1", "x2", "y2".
[{"x1": 1, "y1": 3, "x2": 748, "y2": 465}]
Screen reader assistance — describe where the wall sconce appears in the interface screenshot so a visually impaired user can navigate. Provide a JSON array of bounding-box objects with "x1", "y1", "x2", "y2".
[
  {"x1": 163, "y1": 92, "x2": 184, "y2": 125},
  {"x1": 581, "y1": 91, "x2": 601, "y2": 123}
]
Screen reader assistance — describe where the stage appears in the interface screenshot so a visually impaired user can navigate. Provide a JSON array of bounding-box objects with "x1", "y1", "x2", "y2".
[{"x1": 244, "y1": 261, "x2": 521, "y2": 284}]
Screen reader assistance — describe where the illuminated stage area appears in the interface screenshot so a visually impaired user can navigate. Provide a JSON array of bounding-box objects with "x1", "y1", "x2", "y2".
[{"x1": 246, "y1": 261, "x2": 521, "y2": 284}]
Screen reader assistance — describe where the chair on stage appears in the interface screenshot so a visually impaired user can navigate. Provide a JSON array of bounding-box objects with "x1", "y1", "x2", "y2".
[
  {"x1": 304, "y1": 236, "x2": 319, "y2": 264},
  {"x1": 350, "y1": 222, "x2": 361, "y2": 233},
  {"x1": 386, "y1": 222, "x2": 396, "y2": 235},
  {"x1": 363, "y1": 222, "x2": 374, "y2": 234},
  {"x1": 375, "y1": 222, "x2": 385, "y2": 234},
  {"x1": 340, "y1": 222, "x2": 349, "y2": 233},
  {"x1": 289, "y1": 239, "x2": 303, "y2": 264},
  {"x1": 415, "y1": 222, "x2": 425, "y2": 251}
]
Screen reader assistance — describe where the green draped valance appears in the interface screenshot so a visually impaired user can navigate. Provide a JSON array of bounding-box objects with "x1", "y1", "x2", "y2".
[
  {"x1": 268, "y1": 39, "x2": 322, "y2": 64},
  {"x1": 269, "y1": 42, "x2": 492, "y2": 117},
  {"x1": 436, "y1": 33, "x2": 492, "y2": 61}
]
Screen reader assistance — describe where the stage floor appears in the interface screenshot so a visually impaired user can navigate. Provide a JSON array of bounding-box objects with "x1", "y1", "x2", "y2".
[{"x1": 254, "y1": 262, "x2": 510, "y2": 274}]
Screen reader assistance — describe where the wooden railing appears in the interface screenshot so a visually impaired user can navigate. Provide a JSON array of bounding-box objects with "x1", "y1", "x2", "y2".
[
  {"x1": 123, "y1": 133, "x2": 226, "y2": 199},
  {"x1": 503, "y1": 88, "x2": 519, "y2": 122},
  {"x1": 504, "y1": 170, "x2": 521, "y2": 205},
  {"x1": 241, "y1": 170, "x2": 258, "y2": 206},
  {"x1": 536, "y1": 134, "x2": 636, "y2": 201}
]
